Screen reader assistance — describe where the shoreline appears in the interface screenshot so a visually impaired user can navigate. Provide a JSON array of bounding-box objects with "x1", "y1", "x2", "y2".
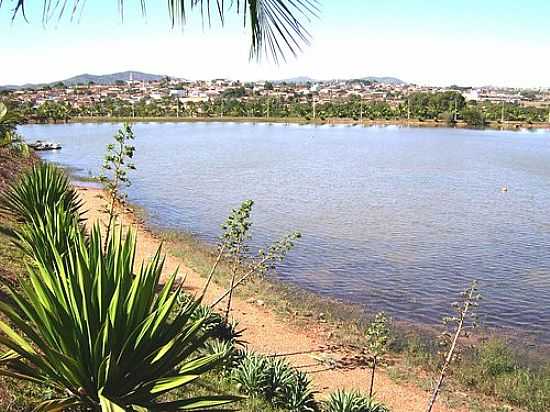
[
  {"x1": 72, "y1": 175, "x2": 550, "y2": 354},
  {"x1": 25, "y1": 115, "x2": 550, "y2": 131},
  {"x1": 71, "y1": 181, "x2": 550, "y2": 411},
  {"x1": 74, "y1": 183, "x2": 467, "y2": 411}
]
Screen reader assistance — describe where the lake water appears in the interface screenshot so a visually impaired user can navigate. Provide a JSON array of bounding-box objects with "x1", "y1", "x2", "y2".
[{"x1": 20, "y1": 122, "x2": 550, "y2": 342}]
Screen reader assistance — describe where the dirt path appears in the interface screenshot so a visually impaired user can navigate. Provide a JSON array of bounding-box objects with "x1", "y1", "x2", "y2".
[{"x1": 77, "y1": 186, "x2": 467, "y2": 412}]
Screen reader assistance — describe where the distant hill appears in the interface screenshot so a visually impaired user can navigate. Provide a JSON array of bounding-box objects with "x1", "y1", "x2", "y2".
[
  {"x1": 273, "y1": 75, "x2": 407, "y2": 85},
  {"x1": 0, "y1": 71, "x2": 180, "y2": 90},
  {"x1": 60, "y1": 71, "x2": 170, "y2": 85},
  {"x1": 275, "y1": 76, "x2": 317, "y2": 84},
  {"x1": 361, "y1": 76, "x2": 407, "y2": 85}
]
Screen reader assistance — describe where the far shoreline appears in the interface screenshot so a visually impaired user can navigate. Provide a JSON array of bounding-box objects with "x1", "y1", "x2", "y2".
[{"x1": 24, "y1": 115, "x2": 550, "y2": 131}]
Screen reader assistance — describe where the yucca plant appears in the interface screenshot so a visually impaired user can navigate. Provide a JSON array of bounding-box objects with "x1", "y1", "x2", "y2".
[
  {"x1": 0, "y1": 209, "x2": 238, "y2": 411},
  {"x1": 12, "y1": 201, "x2": 83, "y2": 272},
  {"x1": 271, "y1": 367, "x2": 317, "y2": 412},
  {"x1": 232, "y1": 351, "x2": 318, "y2": 411},
  {"x1": 0, "y1": 162, "x2": 84, "y2": 225},
  {"x1": 232, "y1": 352, "x2": 269, "y2": 397},
  {"x1": 200, "y1": 339, "x2": 243, "y2": 374},
  {"x1": 189, "y1": 304, "x2": 244, "y2": 346},
  {"x1": 283, "y1": 370, "x2": 319, "y2": 412},
  {"x1": 323, "y1": 390, "x2": 389, "y2": 412}
]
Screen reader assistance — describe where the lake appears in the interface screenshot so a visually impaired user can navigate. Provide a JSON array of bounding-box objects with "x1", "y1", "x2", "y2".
[{"x1": 21, "y1": 122, "x2": 550, "y2": 342}]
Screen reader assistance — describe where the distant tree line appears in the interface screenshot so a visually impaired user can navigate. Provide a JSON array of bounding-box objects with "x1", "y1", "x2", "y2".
[{"x1": 5, "y1": 91, "x2": 550, "y2": 126}]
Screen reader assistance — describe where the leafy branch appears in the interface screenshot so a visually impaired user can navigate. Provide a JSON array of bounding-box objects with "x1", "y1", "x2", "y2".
[
  {"x1": 210, "y1": 229, "x2": 301, "y2": 309},
  {"x1": 98, "y1": 123, "x2": 136, "y2": 249},
  {"x1": 200, "y1": 199, "x2": 300, "y2": 311},
  {"x1": 1, "y1": 0, "x2": 319, "y2": 63}
]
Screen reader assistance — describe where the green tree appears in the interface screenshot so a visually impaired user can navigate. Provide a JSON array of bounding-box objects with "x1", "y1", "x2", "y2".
[
  {"x1": 0, "y1": 102, "x2": 20, "y2": 143},
  {"x1": 462, "y1": 106, "x2": 486, "y2": 127},
  {"x1": 0, "y1": 102, "x2": 28, "y2": 155},
  {"x1": 222, "y1": 87, "x2": 246, "y2": 98}
]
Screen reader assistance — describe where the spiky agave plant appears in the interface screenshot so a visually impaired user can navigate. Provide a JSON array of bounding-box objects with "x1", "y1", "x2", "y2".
[
  {"x1": 0, "y1": 162, "x2": 84, "y2": 224},
  {"x1": 232, "y1": 351, "x2": 317, "y2": 411},
  {"x1": 0, "y1": 208, "x2": 238, "y2": 411},
  {"x1": 323, "y1": 390, "x2": 389, "y2": 412}
]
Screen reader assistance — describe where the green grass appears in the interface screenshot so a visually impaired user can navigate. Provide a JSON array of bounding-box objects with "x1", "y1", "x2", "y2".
[{"x1": 454, "y1": 340, "x2": 550, "y2": 412}]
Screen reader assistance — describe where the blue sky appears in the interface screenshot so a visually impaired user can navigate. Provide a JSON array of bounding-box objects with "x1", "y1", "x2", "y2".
[{"x1": 1, "y1": 0, "x2": 549, "y2": 87}]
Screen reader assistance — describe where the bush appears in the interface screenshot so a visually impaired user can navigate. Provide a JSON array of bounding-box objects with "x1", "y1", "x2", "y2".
[
  {"x1": 438, "y1": 111, "x2": 456, "y2": 125},
  {"x1": 324, "y1": 389, "x2": 389, "y2": 412},
  {"x1": 456, "y1": 339, "x2": 550, "y2": 412},
  {"x1": 232, "y1": 351, "x2": 318, "y2": 411},
  {"x1": 190, "y1": 300, "x2": 244, "y2": 345},
  {"x1": 0, "y1": 165, "x2": 237, "y2": 410},
  {"x1": 0, "y1": 163, "x2": 83, "y2": 224},
  {"x1": 462, "y1": 107, "x2": 486, "y2": 127}
]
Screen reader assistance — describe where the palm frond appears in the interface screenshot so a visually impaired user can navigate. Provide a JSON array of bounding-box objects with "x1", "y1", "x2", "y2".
[{"x1": 1, "y1": 0, "x2": 319, "y2": 62}]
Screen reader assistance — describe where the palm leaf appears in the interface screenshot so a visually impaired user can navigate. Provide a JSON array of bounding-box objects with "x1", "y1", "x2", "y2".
[{"x1": 1, "y1": 0, "x2": 319, "y2": 61}]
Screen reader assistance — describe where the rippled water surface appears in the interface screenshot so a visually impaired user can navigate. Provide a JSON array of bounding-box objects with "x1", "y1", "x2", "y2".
[{"x1": 21, "y1": 122, "x2": 550, "y2": 341}]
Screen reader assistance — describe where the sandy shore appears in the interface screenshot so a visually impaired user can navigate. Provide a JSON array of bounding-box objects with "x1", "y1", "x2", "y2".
[{"x1": 76, "y1": 185, "x2": 469, "y2": 412}]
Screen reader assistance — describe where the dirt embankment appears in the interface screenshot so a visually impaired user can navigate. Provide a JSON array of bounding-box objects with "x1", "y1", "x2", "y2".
[{"x1": 0, "y1": 149, "x2": 36, "y2": 193}]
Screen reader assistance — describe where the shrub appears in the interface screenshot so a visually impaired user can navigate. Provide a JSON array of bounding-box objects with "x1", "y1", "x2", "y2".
[
  {"x1": 365, "y1": 312, "x2": 391, "y2": 397},
  {"x1": 0, "y1": 221, "x2": 238, "y2": 410},
  {"x1": 191, "y1": 303, "x2": 244, "y2": 345},
  {"x1": 456, "y1": 339, "x2": 550, "y2": 412},
  {"x1": 324, "y1": 389, "x2": 389, "y2": 412},
  {"x1": 462, "y1": 107, "x2": 486, "y2": 127},
  {"x1": 232, "y1": 351, "x2": 318, "y2": 411},
  {"x1": 0, "y1": 162, "x2": 83, "y2": 224}
]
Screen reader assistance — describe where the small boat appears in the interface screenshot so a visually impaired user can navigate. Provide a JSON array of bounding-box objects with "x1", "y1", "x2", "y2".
[{"x1": 29, "y1": 140, "x2": 62, "y2": 151}]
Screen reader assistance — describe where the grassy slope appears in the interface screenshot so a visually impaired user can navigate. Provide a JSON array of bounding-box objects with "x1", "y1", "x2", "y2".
[{"x1": 0, "y1": 148, "x2": 52, "y2": 410}]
